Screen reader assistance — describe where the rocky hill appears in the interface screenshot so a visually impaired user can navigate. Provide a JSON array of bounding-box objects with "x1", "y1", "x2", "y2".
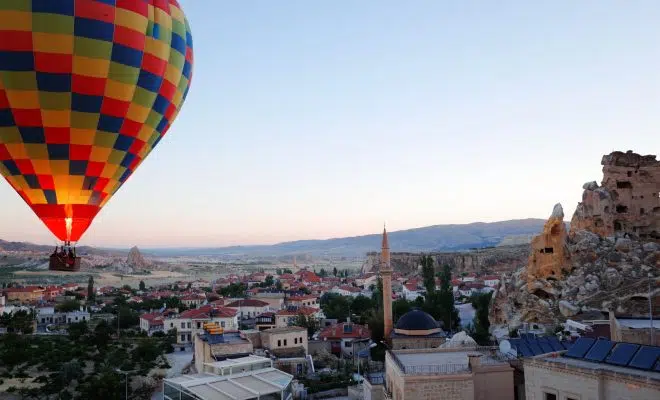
[
  {"x1": 126, "y1": 246, "x2": 151, "y2": 270},
  {"x1": 148, "y1": 219, "x2": 550, "y2": 257},
  {"x1": 362, "y1": 244, "x2": 530, "y2": 276},
  {"x1": 491, "y1": 151, "x2": 660, "y2": 328}
]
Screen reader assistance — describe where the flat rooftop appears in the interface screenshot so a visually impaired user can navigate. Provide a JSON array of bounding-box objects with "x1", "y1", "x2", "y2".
[
  {"x1": 204, "y1": 355, "x2": 271, "y2": 370},
  {"x1": 164, "y1": 368, "x2": 293, "y2": 400},
  {"x1": 391, "y1": 349, "x2": 509, "y2": 375},
  {"x1": 541, "y1": 356, "x2": 660, "y2": 382},
  {"x1": 262, "y1": 326, "x2": 306, "y2": 334}
]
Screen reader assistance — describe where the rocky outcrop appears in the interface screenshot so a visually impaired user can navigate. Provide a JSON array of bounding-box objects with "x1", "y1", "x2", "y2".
[
  {"x1": 127, "y1": 246, "x2": 150, "y2": 270},
  {"x1": 527, "y1": 204, "x2": 571, "y2": 288},
  {"x1": 491, "y1": 151, "x2": 660, "y2": 328},
  {"x1": 362, "y1": 244, "x2": 529, "y2": 276},
  {"x1": 570, "y1": 150, "x2": 660, "y2": 240}
]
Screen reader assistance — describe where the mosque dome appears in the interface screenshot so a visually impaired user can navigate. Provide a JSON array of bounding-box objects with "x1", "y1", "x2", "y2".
[{"x1": 394, "y1": 308, "x2": 443, "y2": 336}]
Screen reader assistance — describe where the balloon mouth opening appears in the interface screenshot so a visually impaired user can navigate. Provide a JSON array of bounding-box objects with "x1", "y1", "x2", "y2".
[{"x1": 65, "y1": 218, "x2": 72, "y2": 241}]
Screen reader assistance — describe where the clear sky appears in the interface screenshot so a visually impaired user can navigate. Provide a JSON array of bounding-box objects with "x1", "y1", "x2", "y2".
[{"x1": 1, "y1": 1, "x2": 659, "y2": 247}]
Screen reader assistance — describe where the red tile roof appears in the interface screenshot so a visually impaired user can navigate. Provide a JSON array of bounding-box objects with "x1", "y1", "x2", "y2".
[
  {"x1": 319, "y1": 322, "x2": 371, "y2": 340},
  {"x1": 225, "y1": 299, "x2": 269, "y2": 308},
  {"x1": 178, "y1": 305, "x2": 237, "y2": 319},
  {"x1": 276, "y1": 306, "x2": 318, "y2": 316}
]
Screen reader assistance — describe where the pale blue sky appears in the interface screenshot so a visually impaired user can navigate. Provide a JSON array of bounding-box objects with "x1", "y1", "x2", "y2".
[{"x1": 1, "y1": 1, "x2": 659, "y2": 247}]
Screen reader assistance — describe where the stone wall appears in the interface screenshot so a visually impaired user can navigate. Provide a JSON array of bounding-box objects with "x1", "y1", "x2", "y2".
[
  {"x1": 391, "y1": 336, "x2": 445, "y2": 350},
  {"x1": 524, "y1": 358, "x2": 660, "y2": 400},
  {"x1": 570, "y1": 150, "x2": 660, "y2": 240}
]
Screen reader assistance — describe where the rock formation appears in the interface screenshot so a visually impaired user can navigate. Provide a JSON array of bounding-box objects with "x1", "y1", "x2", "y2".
[
  {"x1": 570, "y1": 150, "x2": 660, "y2": 240},
  {"x1": 527, "y1": 204, "x2": 571, "y2": 288},
  {"x1": 362, "y1": 244, "x2": 530, "y2": 276},
  {"x1": 126, "y1": 246, "x2": 150, "y2": 270},
  {"x1": 490, "y1": 151, "x2": 660, "y2": 329}
]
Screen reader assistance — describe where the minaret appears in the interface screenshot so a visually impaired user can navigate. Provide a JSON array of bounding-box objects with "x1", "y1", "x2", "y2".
[{"x1": 381, "y1": 225, "x2": 394, "y2": 339}]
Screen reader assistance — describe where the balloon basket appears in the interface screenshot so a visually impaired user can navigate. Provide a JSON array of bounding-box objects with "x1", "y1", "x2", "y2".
[{"x1": 49, "y1": 255, "x2": 81, "y2": 272}]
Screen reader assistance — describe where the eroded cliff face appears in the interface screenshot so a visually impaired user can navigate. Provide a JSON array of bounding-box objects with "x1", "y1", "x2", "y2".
[
  {"x1": 570, "y1": 150, "x2": 660, "y2": 240},
  {"x1": 527, "y1": 204, "x2": 570, "y2": 288},
  {"x1": 362, "y1": 244, "x2": 529, "y2": 276},
  {"x1": 490, "y1": 151, "x2": 660, "y2": 328}
]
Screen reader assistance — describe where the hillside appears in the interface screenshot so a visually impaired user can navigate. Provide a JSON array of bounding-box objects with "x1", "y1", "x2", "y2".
[{"x1": 145, "y1": 218, "x2": 552, "y2": 257}]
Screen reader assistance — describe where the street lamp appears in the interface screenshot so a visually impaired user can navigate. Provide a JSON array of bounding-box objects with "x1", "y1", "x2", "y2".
[
  {"x1": 115, "y1": 368, "x2": 131, "y2": 400},
  {"x1": 357, "y1": 343, "x2": 378, "y2": 384}
]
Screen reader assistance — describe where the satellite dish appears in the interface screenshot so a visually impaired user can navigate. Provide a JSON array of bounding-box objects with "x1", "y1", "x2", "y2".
[{"x1": 500, "y1": 340, "x2": 515, "y2": 356}]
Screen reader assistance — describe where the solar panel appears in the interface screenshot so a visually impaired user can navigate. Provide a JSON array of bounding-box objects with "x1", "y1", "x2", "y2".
[
  {"x1": 521, "y1": 333, "x2": 536, "y2": 341},
  {"x1": 628, "y1": 346, "x2": 660, "y2": 370},
  {"x1": 518, "y1": 342, "x2": 534, "y2": 357},
  {"x1": 527, "y1": 340, "x2": 544, "y2": 356},
  {"x1": 584, "y1": 340, "x2": 615, "y2": 362},
  {"x1": 561, "y1": 340, "x2": 573, "y2": 350},
  {"x1": 539, "y1": 342, "x2": 554, "y2": 354},
  {"x1": 565, "y1": 337, "x2": 596, "y2": 359},
  {"x1": 605, "y1": 343, "x2": 640, "y2": 366},
  {"x1": 548, "y1": 337, "x2": 564, "y2": 351}
]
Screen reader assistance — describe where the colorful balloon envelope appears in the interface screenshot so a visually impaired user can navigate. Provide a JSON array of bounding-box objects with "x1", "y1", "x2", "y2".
[{"x1": 0, "y1": 0, "x2": 193, "y2": 242}]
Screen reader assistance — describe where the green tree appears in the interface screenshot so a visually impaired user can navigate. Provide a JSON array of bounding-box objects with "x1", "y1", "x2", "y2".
[
  {"x1": 392, "y1": 299, "x2": 412, "y2": 322},
  {"x1": 87, "y1": 275, "x2": 95, "y2": 301},
  {"x1": 420, "y1": 255, "x2": 436, "y2": 296},
  {"x1": 437, "y1": 264, "x2": 460, "y2": 332},
  {"x1": 262, "y1": 275, "x2": 274, "y2": 287},
  {"x1": 469, "y1": 292, "x2": 493, "y2": 345},
  {"x1": 293, "y1": 313, "x2": 319, "y2": 337},
  {"x1": 56, "y1": 299, "x2": 81, "y2": 313},
  {"x1": 218, "y1": 283, "x2": 247, "y2": 298},
  {"x1": 275, "y1": 281, "x2": 283, "y2": 290},
  {"x1": 366, "y1": 309, "x2": 384, "y2": 343},
  {"x1": 350, "y1": 295, "x2": 375, "y2": 321},
  {"x1": 318, "y1": 268, "x2": 328, "y2": 277},
  {"x1": 333, "y1": 267, "x2": 338, "y2": 277},
  {"x1": 282, "y1": 268, "x2": 293, "y2": 274},
  {"x1": 276, "y1": 268, "x2": 283, "y2": 275},
  {"x1": 320, "y1": 293, "x2": 351, "y2": 321},
  {"x1": 139, "y1": 280, "x2": 146, "y2": 291},
  {"x1": 67, "y1": 321, "x2": 88, "y2": 341}
]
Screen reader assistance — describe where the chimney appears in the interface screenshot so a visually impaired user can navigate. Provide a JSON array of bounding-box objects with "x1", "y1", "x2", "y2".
[{"x1": 468, "y1": 353, "x2": 482, "y2": 369}]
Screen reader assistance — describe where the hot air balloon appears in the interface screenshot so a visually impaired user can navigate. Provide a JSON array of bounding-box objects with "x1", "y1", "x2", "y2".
[{"x1": 0, "y1": 0, "x2": 193, "y2": 271}]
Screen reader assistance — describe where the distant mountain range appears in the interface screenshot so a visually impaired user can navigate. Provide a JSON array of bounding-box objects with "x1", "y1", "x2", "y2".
[
  {"x1": 143, "y1": 218, "x2": 553, "y2": 257},
  {"x1": 0, "y1": 219, "x2": 561, "y2": 258}
]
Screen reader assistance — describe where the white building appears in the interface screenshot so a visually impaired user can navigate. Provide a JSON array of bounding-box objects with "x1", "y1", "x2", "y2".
[
  {"x1": 482, "y1": 275, "x2": 501, "y2": 288},
  {"x1": 330, "y1": 285, "x2": 363, "y2": 297},
  {"x1": 402, "y1": 283, "x2": 422, "y2": 301},
  {"x1": 167, "y1": 305, "x2": 238, "y2": 345},
  {"x1": 224, "y1": 299, "x2": 270, "y2": 320}
]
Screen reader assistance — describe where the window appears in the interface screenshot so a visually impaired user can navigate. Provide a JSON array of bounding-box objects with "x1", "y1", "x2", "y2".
[
  {"x1": 345, "y1": 341, "x2": 352, "y2": 348},
  {"x1": 277, "y1": 340, "x2": 281, "y2": 347},
  {"x1": 181, "y1": 322, "x2": 185, "y2": 329},
  {"x1": 170, "y1": 323, "x2": 173, "y2": 328},
  {"x1": 300, "y1": 337, "x2": 303, "y2": 343},
  {"x1": 187, "y1": 322, "x2": 191, "y2": 328},
  {"x1": 544, "y1": 394, "x2": 557, "y2": 400},
  {"x1": 197, "y1": 322, "x2": 201, "y2": 329},
  {"x1": 181, "y1": 334, "x2": 185, "y2": 342},
  {"x1": 294, "y1": 338, "x2": 298, "y2": 344},
  {"x1": 187, "y1": 334, "x2": 191, "y2": 341},
  {"x1": 221, "y1": 321, "x2": 225, "y2": 327},
  {"x1": 284, "y1": 339, "x2": 287, "y2": 346}
]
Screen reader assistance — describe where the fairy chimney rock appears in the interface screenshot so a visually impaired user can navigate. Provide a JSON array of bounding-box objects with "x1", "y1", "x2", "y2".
[
  {"x1": 527, "y1": 203, "x2": 570, "y2": 289},
  {"x1": 570, "y1": 151, "x2": 660, "y2": 240},
  {"x1": 127, "y1": 246, "x2": 149, "y2": 270}
]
